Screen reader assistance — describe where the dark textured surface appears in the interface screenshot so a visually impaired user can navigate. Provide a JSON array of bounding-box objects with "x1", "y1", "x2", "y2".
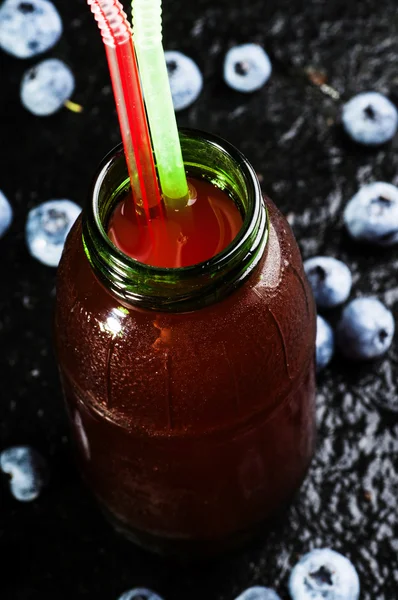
[{"x1": 1, "y1": 1, "x2": 398, "y2": 599}]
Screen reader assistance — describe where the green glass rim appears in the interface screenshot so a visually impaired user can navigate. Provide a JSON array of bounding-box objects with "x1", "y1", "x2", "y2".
[
  {"x1": 93, "y1": 130, "x2": 260, "y2": 274},
  {"x1": 82, "y1": 128, "x2": 268, "y2": 311}
]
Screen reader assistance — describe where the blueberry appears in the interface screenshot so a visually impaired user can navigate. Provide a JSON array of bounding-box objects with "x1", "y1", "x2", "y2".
[
  {"x1": 26, "y1": 199, "x2": 81, "y2": 267},
  {"x1": 342, "y1": 92, "x2": 398, "y2": 145},
  {"x1": 21, "y1": 59, "x2": 75, "y2": 116},
  {"x1": 224, "y1": 44, "x2": 272, "y2": 93},
  {"x1": 316, "y1": 315, "x2": 334, "y2": 372},
  {"x1": 344, "y1": 182, "x2": 398, "y2": 246},
  {"x1": 289, "y1": 548, "x2": 360, "y2": 600},
  {"x1": 0, "y1": 190, "x2": 13, "y2": 238},
  {"x1": 235, "y1": 586, "x2": 282, "y2": 600},
  {"x1": 0, "y1": 446, "x2": 48, "y2": 502},
  {"x1": 0, "y1": 0, "x2": 62, "y2": 59},
  {"x1": 165, "y1": 51, "x2": 203, "y2": 111},
  {"x1": 304, "y1": 256, "x2": 352, "y2": 309},
  {"x1": 118, "y1": 589, "x2": 164, "y2": 600},
  {"x1": 337, "y1": 297, "x2": 394, "y2": 361}
]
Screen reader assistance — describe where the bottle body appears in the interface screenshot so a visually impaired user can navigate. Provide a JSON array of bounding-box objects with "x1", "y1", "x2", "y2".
[{"x1": 54, "y1": 131, "x2": 316, "y2": 557}]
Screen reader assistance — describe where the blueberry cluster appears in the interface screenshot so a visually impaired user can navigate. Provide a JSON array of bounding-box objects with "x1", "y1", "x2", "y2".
[
  {"x1": 307, "y1": 259, "x2": 394, "y2": 371},
  {"x1": 0, "y1": 0, "x2": 75, "y2": 116},
  {"x1": 0, "y1": 2, "x2": 83, "y2": 258},
  {"x1": 165, "y1": 47, "x2": 398, "y2": 151},
  {"x1": 307, "y1": 175, "x2": 398, "y2": 369},
  {"x1": 304, "y1": 253, "x2": 394, "y2": 369},
  {"x1": 302, "y1": 170, "x2": 398, "y2": 371},
  {"x1": 3, "y1": 0, "x2": 396, "y2": 148},
  {"x1": 0, "y1": 2, "x2": 274, "y2": 113}
]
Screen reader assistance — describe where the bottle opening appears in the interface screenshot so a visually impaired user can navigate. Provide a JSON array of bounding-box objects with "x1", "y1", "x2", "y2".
[{"x1": 83, "y1": 129, "x2": 268, "y2": 311}]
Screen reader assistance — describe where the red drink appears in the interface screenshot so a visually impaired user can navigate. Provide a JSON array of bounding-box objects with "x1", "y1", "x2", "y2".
[
  {"x1": 55, "y1": 131, "x2": 316, "y2": 558},
  {"x1": 108, "y1": 177, "x2": 243, "y2": 268}
]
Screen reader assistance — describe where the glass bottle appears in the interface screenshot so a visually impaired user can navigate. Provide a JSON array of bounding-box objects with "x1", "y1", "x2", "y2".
[{"x1": 55, "y1": 129, "x2": 316, "y2": 558}]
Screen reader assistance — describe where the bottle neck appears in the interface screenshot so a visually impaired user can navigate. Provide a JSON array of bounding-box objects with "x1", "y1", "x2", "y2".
[{"x1": 82, "y1": 129, "x2": 268, "y2": 313}]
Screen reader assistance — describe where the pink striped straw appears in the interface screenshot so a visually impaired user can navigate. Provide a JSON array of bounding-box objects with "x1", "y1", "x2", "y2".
[{"x1": 87, "y1": 0, "x2": 161, "y2": 219}]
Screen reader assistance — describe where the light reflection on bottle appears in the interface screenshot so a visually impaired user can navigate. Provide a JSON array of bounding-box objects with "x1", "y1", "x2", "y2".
[{"x1": 99, "y1": 307, "x2": 128, "y2": 337}]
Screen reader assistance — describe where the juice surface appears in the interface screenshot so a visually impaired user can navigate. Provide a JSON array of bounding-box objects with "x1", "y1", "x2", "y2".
[{"x1": 107, "y1": 177, "x2": 243, "y2": 268}]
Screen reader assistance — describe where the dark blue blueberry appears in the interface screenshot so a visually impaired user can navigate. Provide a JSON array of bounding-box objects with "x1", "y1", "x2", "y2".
[
  {"x1": 316, "y1": 315, "x2": 334, "y2": 372},
  {"x1": 0, "y1": 0, "x2": 62, "y2": 59},
  {"x1": 165, "y1": 51, "x2": 203, "y2": 111},
  {"x1": 224, "y1": 43, "x2": 272, "y2": 93},
  {"x1": 0, "y1": 189, "x2": 13, "y2": 238},
  {"x1": 235, "y1": 586, "x2": 282, "y2": 600},
  {"x1": 118, "y1": 589, "x2": 164, "y2": 600},
  {"x1": 21, "y1": 59, "x2": 75, "y2": 116},
  {"x1": 0, "y1": 446, "x2": 48, "y2": 502},
  {"x1": 304, "y1": 256, "x2": 352, "y2": 309},
  {"x1": 26, "y1": 199, "x2": 81, "y2": 267},
  {"x1": 344, "y1": 182, "x2": 398, "y2": 246},
  {"x1": 337, "y1": 298, "x2": 394, "y2": 360},
  {"x1": 342, "y1": 92, "x2": 398, "y2": 145},
  {"x1": 289, "y1": 548, "x2": 360, "y2": 600}
]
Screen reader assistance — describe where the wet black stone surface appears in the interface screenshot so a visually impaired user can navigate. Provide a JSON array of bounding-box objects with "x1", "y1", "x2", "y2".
[{"x1": 1, "y1": 1, "x2": 398, "y2": 598}]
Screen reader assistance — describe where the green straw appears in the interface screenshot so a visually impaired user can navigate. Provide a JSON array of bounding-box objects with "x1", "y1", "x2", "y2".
[{"x1": 132, "y1": 0, "x2": 189, "y2": 208}]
